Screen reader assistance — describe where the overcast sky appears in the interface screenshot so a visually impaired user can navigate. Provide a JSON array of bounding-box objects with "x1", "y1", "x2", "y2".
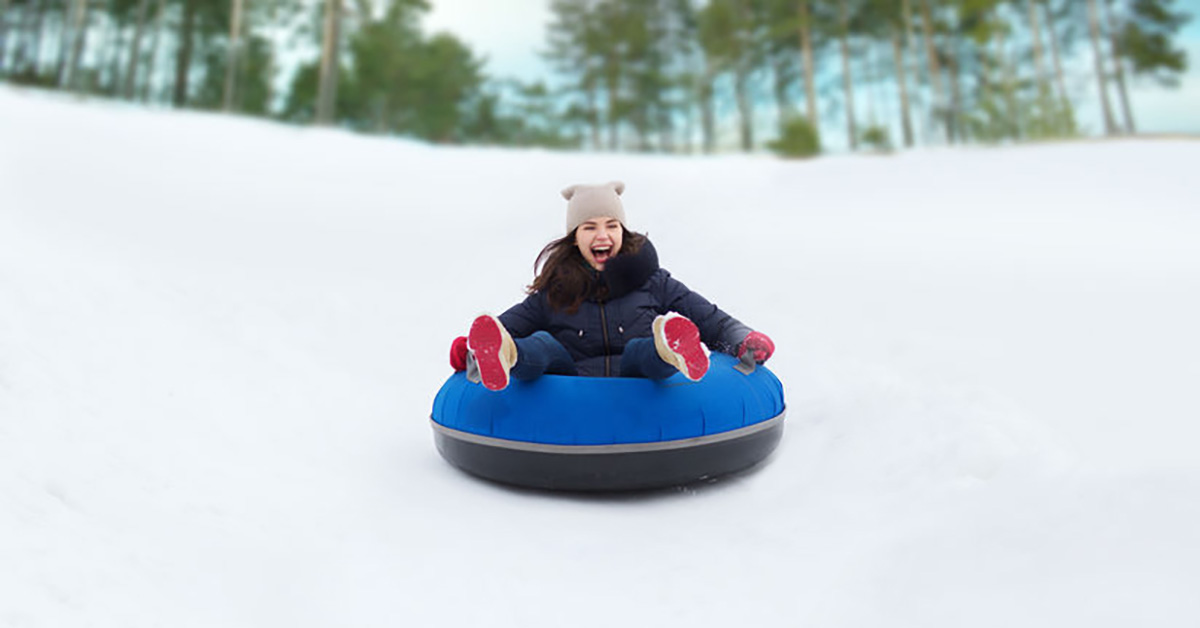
[
  {"x1": 422, "y1": 0, "x2": 551, "y2": 83},
  {"x1": 421, "y1": 0, "x2": 1200, "y2": 136}
]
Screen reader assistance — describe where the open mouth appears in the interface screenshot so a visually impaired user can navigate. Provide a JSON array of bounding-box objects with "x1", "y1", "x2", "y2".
[{"x1": 591, "y1": 246, "x2": 612, "y2": 264}]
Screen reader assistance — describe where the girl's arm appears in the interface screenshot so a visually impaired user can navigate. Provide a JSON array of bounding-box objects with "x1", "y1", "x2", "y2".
[
  {"x1": 498, "y1": 292, "x2": 548, "y2": 339},
  {"x1": 656, "y1": 272, "x2": 752, "y2": 355}
]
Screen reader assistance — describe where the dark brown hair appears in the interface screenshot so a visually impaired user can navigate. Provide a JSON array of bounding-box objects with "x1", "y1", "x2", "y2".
[{"x1": 528, "y1": 227, "x2": 646, "y2": 313}]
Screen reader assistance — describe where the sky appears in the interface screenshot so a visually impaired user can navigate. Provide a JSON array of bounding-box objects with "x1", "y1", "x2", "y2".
[{"x1": 421, "y1": 0, "x2": 1200, "y2": 138}]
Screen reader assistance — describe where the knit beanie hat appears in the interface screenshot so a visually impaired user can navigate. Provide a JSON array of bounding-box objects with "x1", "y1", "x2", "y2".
[{"x1": 562, "y1": 181, "x2": 626, "y2": 234}]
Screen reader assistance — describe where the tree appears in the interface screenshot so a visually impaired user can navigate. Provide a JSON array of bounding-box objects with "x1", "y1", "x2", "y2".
[
  {"x1": 545, "y1": 0, "x2": 604, "y2": 149},
  {"x1": 861, "y1": 0, "x2": 915, "y2": 147},
  {"x1": 797, "y1": 0, "x2": 821, "y2": 130},
  {"x1": 23, "y1": 0, "x2": 52, "y2": 79},
  {"x1": 173, "y1": 0, "x2": 198, "y2": 106},
  {"x1": 141, "y1": 0, "x2": 166, "y2": 101},
  {"x1": 123, "y1": 0, "x2": 152, "y2": 99},
  {"x1": 1110, "y1": 0, "x2": 1191, "y2": 133},
  {"x1": 1086, "y1": 0, "x2": 1119, "y2": 135},
  {"x1": 63, "y1": 0, "x2": 91, "y2": 91},
  {"x1": 699, "y1": 0, "x2": 762, "y2": 151},
  {"x1": 223, "y1": 0, "x2": 245, "y2": 111},
  {"x1": 1099, "y1": 0, "x2": 1134, "y2": 131},
  {"x1": 769, "y1": 114, "x2": 821, "y2": 157},
  {"x1": 835, "y1": 0, "x2": 858, "y2": 150},
  {"x1": 918, "y1": 0, "x2": 948, "y2": 140},
  {"x1": 315, "y1": 0, "x2": 342, "y2": 124},
  {"x1": 1118, "y1": 0, "x2": 1189, "y2": 84},
  {"x1": 1026, "y1": 0, "x2": 1051, "y2": 107},
  {"x1": 0, "y1": 0, "x2": 11, "y2": 73},
  {"x1": 1039, "y1": 0, "x2": 1077, "y2": 134}
]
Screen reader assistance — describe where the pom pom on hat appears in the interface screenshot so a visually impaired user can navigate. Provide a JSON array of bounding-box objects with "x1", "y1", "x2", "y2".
[{"x1": 562, "y1": 181, "x2": 627, "y2": 234}]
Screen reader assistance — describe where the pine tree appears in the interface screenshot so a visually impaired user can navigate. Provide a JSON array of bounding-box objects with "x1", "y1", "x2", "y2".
[
  {"x1": 836, "y1": 0, "x2": 859, "y2": 150},
  {"x1": 1117, "y1": 0, "x2": 1189, "y2": 86},
  {"x1": 1086, "y1": 0, "x2": 1119, "y2": 135},
  {"x1": 0, "y1": 0, "x2": 12, "y2": 73},
  {"x1": 222, "y1": 0, "x2": 245, "y2": 111},
  {"x1": 123, "y1": 0, "x2": 151, "y2": 99},
  {"x1": 173, "y1": 0, "x2": 198, "y2": 106},
  {"x1": 861, "y1": 0, "x2": 915, "y2": 147},
  {"x1": 141, "y1": 0, "x2": 166, "y2": 101},
  {"x1": 315, "y1": 0, "x2": 342, "y2": 124},
  {"x1": 797, "y1": 0, "x2": 822, "y2": 131},
  {"x1": 63, "y1": 0, "x2": 90, "y2": 91}
]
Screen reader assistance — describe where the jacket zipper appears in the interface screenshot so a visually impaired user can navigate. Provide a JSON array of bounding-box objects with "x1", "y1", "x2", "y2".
[{"x1": 598, "y1": 299, "x2": 612, "y2": 377}]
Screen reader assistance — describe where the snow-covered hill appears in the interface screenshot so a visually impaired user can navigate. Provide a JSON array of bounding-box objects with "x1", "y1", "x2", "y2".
[{"x1": 2, "y1": 86, "x2": 1199, "y2": 627}]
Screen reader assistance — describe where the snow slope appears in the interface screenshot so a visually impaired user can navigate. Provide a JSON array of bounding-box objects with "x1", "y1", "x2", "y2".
[{"x1": 2, "y1": 86, "x2": 1199, "y2": 627}]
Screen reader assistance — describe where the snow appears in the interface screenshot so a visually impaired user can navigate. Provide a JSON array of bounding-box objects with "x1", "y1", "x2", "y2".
[{"x1": 3, "y1": 85, "x2": 1200, "y2": 627}]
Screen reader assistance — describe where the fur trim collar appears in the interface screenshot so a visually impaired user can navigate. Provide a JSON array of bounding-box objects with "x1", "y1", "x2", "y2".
[{"x1": 600, "y1": 238, "x2": 659, "y2": 300}]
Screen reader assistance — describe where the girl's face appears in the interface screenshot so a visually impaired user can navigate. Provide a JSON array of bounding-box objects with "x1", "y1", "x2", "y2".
[{"x1": 575, "y1": 217, "x2": 623, "y2": 271}]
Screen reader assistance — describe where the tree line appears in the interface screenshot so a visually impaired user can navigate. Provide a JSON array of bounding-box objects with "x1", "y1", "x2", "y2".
[{"x1": 0, "y1": 0, "x2": 1190, "y2": 154}]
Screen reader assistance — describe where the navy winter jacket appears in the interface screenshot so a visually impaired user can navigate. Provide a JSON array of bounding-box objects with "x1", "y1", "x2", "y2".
[{"x1": 498, "y1": 239, "x2": 752, "y2": 377}]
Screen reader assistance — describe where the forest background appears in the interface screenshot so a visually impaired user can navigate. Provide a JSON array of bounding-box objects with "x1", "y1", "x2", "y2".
[{"x1": 0, "y1": 0, "x2": 1194, "y2": 155}]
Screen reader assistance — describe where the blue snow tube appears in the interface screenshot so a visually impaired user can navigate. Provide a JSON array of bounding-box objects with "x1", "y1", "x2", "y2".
[{"x1": 430, "y1": 353, "x2": 786, "y2": 491}]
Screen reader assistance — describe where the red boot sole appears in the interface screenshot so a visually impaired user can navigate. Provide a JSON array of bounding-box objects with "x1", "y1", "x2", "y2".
[
  {"x1": 663, "y1": 316, "x2": 709, "y2": 380},
  {"x1": 468, "y1": 316, "x2": 510, "y2": 391}
]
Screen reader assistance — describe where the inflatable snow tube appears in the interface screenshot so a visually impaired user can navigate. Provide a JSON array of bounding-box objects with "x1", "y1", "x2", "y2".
[{"x1": 430, "y1": 353, "x2": 786, "y2": 491}]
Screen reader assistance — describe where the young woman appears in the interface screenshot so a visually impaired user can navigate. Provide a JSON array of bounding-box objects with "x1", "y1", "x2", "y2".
[{"x1": 449, "y1": 181, "x2": 774, "y2": 391}]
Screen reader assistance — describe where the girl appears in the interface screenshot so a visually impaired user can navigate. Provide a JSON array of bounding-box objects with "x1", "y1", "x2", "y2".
[{"x1": 450, "y1": 181, "x2": 774, "y2": 391}]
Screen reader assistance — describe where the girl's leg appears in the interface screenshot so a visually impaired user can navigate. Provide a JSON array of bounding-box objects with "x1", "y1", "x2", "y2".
[
  {"x1": 619, "y1": 337, "x2": 679, "y2": 380},
  {"x1": 620, "y1": 314, "x2": 710, "y2": 381},
  {"x1": 511, "y1": 331, "x2": 578, "y2": 380}
]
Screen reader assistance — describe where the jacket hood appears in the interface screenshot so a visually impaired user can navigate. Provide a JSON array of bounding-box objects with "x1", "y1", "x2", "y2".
[{"x1": 600, "y1": 238, "x2": 659, "y2": 301}]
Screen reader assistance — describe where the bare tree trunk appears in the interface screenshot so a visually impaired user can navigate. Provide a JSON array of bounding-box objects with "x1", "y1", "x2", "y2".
[
  {"x1": 222, "y1": 0, "x2": 245, "y2": 112},
  {"x1": 605, "y1": 67, "x2": 619, "y2": 150},
  {"x1": 173, "y1": 0, "x2": 196, "y2": 107},
  {"x1": 632, "y1": 109, "x2": 650, "y2": 152},
  {"x1": 586, "y1": 82, "x2": 601, "y2": 150},
  {"x1": 0, "y1": 0, "x2": 11, "y2": 73},
  {"x1": 9, "y1": 0, "x2": 38, "y2": 73},
  {"x1": 11, "y1": 0, "x2": 30, "y2": 71},
  {"x1": 316, "y1": 0, "x2": 342, "y2": 125},
  {"x1": 734, "y1": 64, "x2": 753, "y2": 151},
  {"x1": 141, "y1": 0, "x2": 164, "y2": 102},
  {"x1": 24, "y1": 0, "x2": 46, "y2": 73},
  {"x1": 901, "y1": 0, "x2": 930, "y2": 144},
  {"x1": 104, "y1": 13, "x2": 122, "y2": 93},
  {"x1": 657, "y1": 104, "x2": 675, "y2": 154},
  {"x1": 1041, "y1": 0, "x2": 1072, "y2": 125},
  {"x1": 700, "y1": 64, "x2": 716, "y2": 153},
  {"x1": 55, "y1": 0, "x2": 72, "y2": 84},
  {"x1": 771, "y1": 53, "x2": 791, "y2": 123},
  {"x1": 22, "y1": 0, "x2": 48, "y2": 74},
  {"x1": 1100, "y1": 0, "x2": 1135, "y2": 133},
  {"x1": 1085, "y1": 0, "x2": 1117, "y2": 135},
  {"x1": 1026, "y1": 0, "x2": 1051, "y2": 101},
  {"x1": 63, "y1": 0, "x2": 89, "y2": 91},
  {"x1": 918, "y1": 0, "x2": 946, "y2": 142},
  {"x1": 891, "y1": 30, "x2": 914, "y2": 148},
  {"x1": 122, "y1": 0, "x2": 148, "y2": 98},
  {"x1": 998, "y1": 30, "x2": 1021, "y2": 139},
  {"x1": 837, "y1": 0, "x2": 858, "y2": 150},
  {"x1": 798, "y1": 0, "x2": 819, "y2": 131},
  {"x1": 681, "y1": 88, "x2": 694, "y2": 154},
  {"x1": 947, "y1": 45, "x2": 963, "y2": 143}
]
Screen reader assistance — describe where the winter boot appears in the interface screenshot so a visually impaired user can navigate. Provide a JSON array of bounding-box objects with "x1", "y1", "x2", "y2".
[
  {"x1": 652, "y1": 312, "x2": 709, "y2": 381},
  {"x1": 468, "y1": 315, "x2": 518, "y2": 391}
]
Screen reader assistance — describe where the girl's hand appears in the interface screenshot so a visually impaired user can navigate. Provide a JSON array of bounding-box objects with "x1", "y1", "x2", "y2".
[
  {"x1": 737, "y1": 331, "x2": 775, "y2": 364},
  {"x1": 450, "y1": 336, "x2": 469, "y2": 371}
]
